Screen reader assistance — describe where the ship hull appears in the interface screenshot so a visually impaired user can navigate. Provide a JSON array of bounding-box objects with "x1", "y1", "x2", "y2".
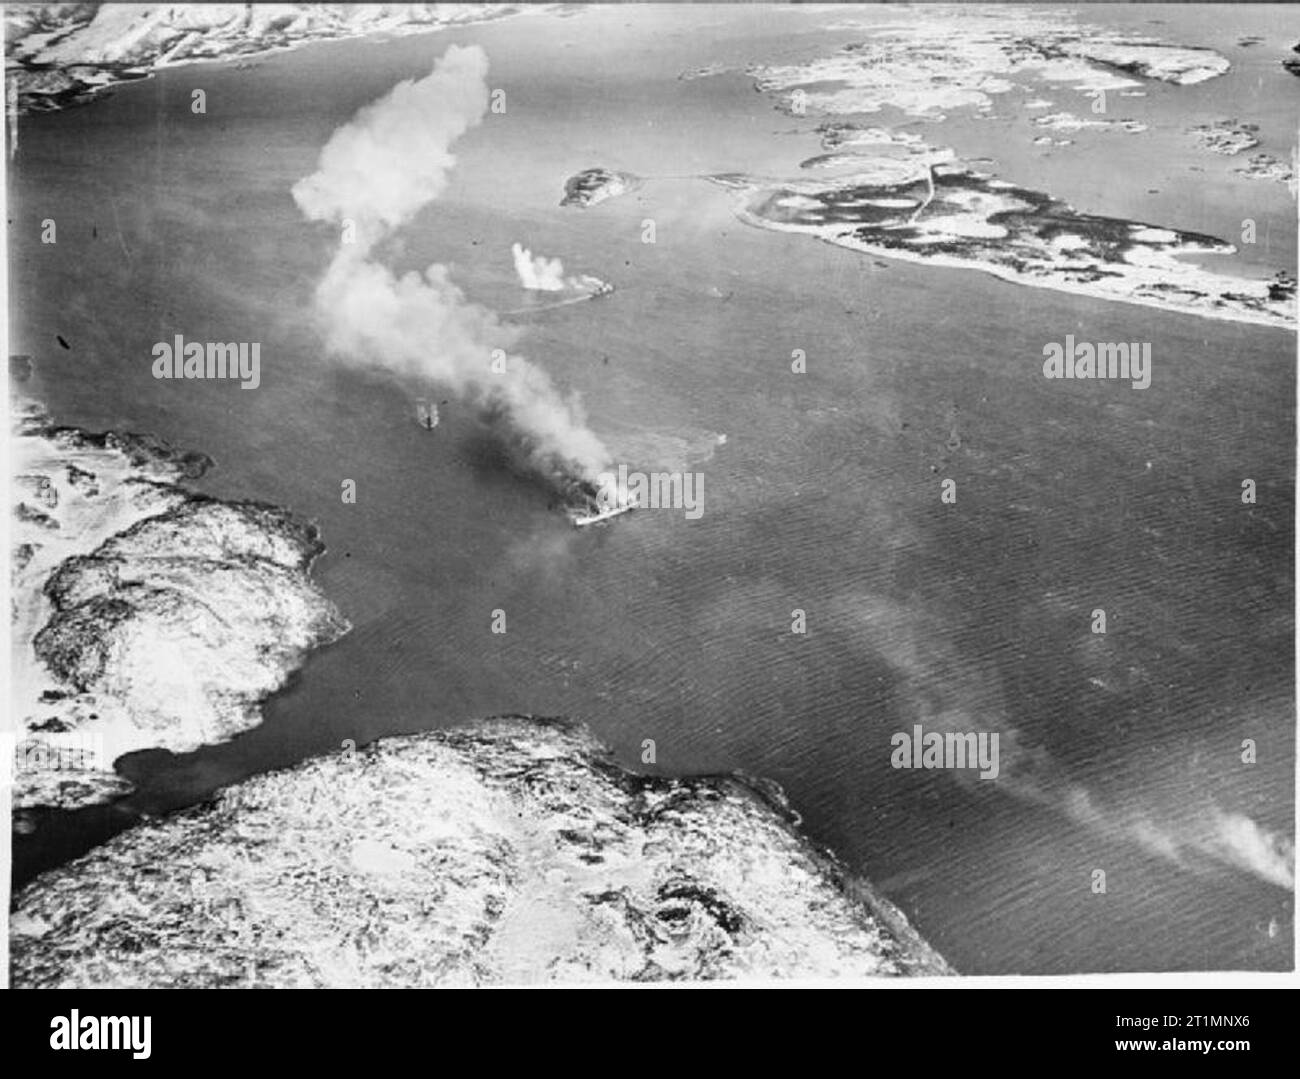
[{"x1": 569, "y1": 503, "x2": 636, "y2": 527}]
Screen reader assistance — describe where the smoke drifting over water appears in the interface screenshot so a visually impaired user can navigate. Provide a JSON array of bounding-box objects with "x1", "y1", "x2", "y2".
[
  {"x1": 847, "y1": 593, "x2": 1295, "y2": 892},
  {"x1": 292, "y1": 45, "x2": 612, "y2": 484}
]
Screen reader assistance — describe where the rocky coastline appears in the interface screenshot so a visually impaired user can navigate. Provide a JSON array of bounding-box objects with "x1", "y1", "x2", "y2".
[
  {"x1": 9, "y1": 401, "x2": 350, "y2": 811},
  {"x1": 11, "y1": 716, "x2": 953, "y2": 985},
  {"x1": 5, "y1": 3, "x2": 541, "y2": 115}
]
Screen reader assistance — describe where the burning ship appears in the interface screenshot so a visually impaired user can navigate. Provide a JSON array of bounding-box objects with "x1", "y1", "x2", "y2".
[{"x1": 564, "y1": 475, "x2": 637, "y2": 527}]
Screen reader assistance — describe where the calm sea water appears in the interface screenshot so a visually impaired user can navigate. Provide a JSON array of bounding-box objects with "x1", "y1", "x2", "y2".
[{"x1": 10, "y1": 5, "x2": 1294, "y2": 973}]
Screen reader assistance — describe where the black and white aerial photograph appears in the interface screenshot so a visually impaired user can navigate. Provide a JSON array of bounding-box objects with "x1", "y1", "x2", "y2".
[{"x1": 2, "y1": 0, "x2": 1296, "y2": 1004}]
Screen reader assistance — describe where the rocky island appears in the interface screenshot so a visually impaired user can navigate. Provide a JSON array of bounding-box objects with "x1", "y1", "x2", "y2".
[
  {"x1": 708, "y1": 160, "x2": 1295, "y2": 329},
  {"x1": 560, "y1": 167, "x2": 641, "y2": 208},
  {"x1": 745, "y1": 11, "x2": 1234, "y2": 120},
  {"x1": 1284, "y1": 43, "x2": 1300, "y2": 78},
  {"x1": 1186, "y1": 120, "x2": 1294, "y2": 186},
  {"x1": 11, "y1": 716, "x2": 952, "y2": 986},
  {"x1": 1188, "y1": 118, "x2": 1262, "y2": 157}
]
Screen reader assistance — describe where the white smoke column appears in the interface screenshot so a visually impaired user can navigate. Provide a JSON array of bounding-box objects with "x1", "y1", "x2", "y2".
[
  {"x1": 511, "y1": 243, "x2": 567, "y2": 291},
  {"x1": 292, "y1": 45, "x2": 612, "y2": 482},
  {"x1": 511, "y1": 242, "x2": 609, "y2": 295},
  {"x1": 292, "y1": 44, "x2": 489, "y2": 248}
]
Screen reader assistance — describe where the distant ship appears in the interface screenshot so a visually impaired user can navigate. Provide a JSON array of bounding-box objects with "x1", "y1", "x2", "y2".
[{"x1": 416, "y1": 398, "x2": 439, "y2": 429}]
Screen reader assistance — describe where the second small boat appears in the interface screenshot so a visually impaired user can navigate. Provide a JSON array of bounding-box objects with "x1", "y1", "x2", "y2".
[{"x1": 416, "y1": 398, "x2": 439, "y2": 430}]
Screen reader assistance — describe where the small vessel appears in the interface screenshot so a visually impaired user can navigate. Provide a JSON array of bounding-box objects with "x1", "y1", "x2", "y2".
[
  {"x1": 568, "y1": 500, "x2": 637, "y2": 527},
  {"x1": 416, "y1": 398, "x2": 439, "y2": 429}
]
